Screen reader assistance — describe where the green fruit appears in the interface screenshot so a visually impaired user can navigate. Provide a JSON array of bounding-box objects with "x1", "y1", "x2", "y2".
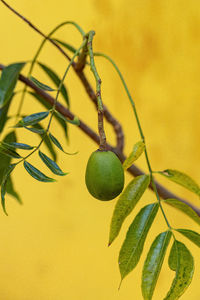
[{"x1": 85, "y1": 150, "x2": 124, "y2": 201}]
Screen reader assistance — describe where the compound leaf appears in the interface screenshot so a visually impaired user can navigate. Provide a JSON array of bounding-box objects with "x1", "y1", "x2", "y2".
[{"x1": 109, "y1": 174, "x2": 150, "y2": 245}]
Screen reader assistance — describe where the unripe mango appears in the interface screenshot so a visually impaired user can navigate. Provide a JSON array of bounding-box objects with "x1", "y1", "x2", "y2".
[{"x1": 85, "y1": 150, "x2": 124, "y2": 201}]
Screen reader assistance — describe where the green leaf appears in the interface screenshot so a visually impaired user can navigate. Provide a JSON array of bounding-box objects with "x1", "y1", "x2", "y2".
[
  {"x1": 0, "y1": 131, "x2": 21, "y2": 205},
  {"x1": 15, "y1": 111, "x2": 49, "y2": 127},
  {"x1": 38, "y1": 151, "x2": 67, "y2": 176},
  {"x1": 54, "y1": 38, "x2": 76, "y2": 53},
  {"x1": 42, "y1": 134, "x2": 57, "y2": 161},
  {"x1": 142, "y1": 231, "x2": 172, "y2": 300},
  {"x1": 164, "y1": 240, "x2": 194, "y2": 300},
  {"x1": 1, "y1": 141, "x2": 34, "y2": 150},
  {"x1": 0, "y1": 62, "x2": 25, "y2": 108},
  {"x1": 118, "y1": 203, "x2": 159, "y2": 282},
  {"x1": 1, "y1": 164, "x2": 16, "y2": 215},
  {"x1": 24, "y1": 126, "x2": 45, "y2": 135},
  {"x1": 49, "y1": 132, "x2": 77, "y2": 155},
  {"x1": 6, "y1": 176, "x2": 22, "y2": 205},
  {"x1": 168, "y1": 241, "x2": 178, "y2": 272},
  {"x1": 163, "y1": 198, "x2": 200, "y2": 227},
  {"x1": 28, "y1": 91, "x2": 51, "y2": 109},
  {"x1": 123, "y1": 141, "x2": 145, "y2": 170},
  {"x1": 0, "y1": 94, "x2": 13, "y2": 134},
  {"x1": 37, "y1": 62, "x2": 69, "y2": 106},
  {"x1": 0, "y1": 144, "x2": 21, "y2": 159},
  {"x1": 23, "y1": 161, "x2": 56, "y2": 182},
  {"x1": 29, "y1": 92, "x2": 69, "y2": 141},
  {"x1": 30, "y1": 76, "x2": 55, "y2": 91},
  {"x1": 0, "y1": 131, "x2": 16, "y2": 170},
  {"x1": 159, "y1": 169, "x2": 200, "y2": 196},
  {"x1": 30, "y1": 123, "x2": 57, "y2": 161},
  {"x1": 49, "y1": 132, "x2": 64, "y2": 151},
  {"x1": 176, "y1": 229, "x2": 200, "y2": 248},
  {"x1": 109, "y1": 174, "x2": 150, "y2": 245},
  {"x1": 55, "y1": 110, "x2": 80, "y2": 125}
]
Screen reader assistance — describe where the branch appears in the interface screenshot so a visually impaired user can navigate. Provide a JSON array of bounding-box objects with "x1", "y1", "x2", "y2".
[
  {"x1": 0, "y1": 0, "x2": 124, "y2": 152},
  {"x1": 0, "y1": 0, "x2": 71, "y2": 62},
  {"x1": 0, "y1": 63, "x2": 199, "y2": 216}
]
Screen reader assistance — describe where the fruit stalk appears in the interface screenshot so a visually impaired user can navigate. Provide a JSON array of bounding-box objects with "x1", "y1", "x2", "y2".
[{"x1": 87, "y1": 31, "x2": 107, "y2": 150}]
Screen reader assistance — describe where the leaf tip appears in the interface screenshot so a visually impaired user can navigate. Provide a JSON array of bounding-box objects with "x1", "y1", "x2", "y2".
[
  {"x1": 108, "y1": 234, "x2": 115, "y2": 246},
  {"x1": 18, "y1": 198, "x2": 23, "y2": 205},
  {"x1": 2, "y1": 204, "x2": 8, "y2": 216},
  {"x1": 118, "y1": 279, "x2": 123, "y2": 291},
  {"x1": 60, "y1": 172, "x2": 69, "y2": 176},
  {"x1": 65, "y1": 150, "x2": 79, "y2": 156}
]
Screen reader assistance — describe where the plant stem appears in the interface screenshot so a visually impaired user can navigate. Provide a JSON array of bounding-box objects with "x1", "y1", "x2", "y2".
[
  {"x1": 133, "y1": 108, "x2": 172, "y2": 229},
  {"x1": 87, "y1": 32, "x2": 107, "y2": 150},
  {"x1": 16, "y1": 21, "x2": 85, "y2": 120},
  {"x1": 15, "y1": 39, "x2": 87, "y2": 166},
  {"x1": 94, "y1": 52, "x2": 172, "y2": 230},
  {"x1": 47, "y1": 39, "x2": 87, "y2": 130},
  {"x1": 0, "y1": 0, "x2": 79, "y2": 60}
]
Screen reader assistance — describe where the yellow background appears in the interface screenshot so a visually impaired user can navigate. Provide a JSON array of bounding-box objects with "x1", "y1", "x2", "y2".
[{"x1": 0, "y1": 0, "x2": 200, "y2": 299}]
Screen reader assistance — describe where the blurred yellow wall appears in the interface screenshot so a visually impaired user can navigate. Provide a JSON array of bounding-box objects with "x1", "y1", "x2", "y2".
[{"x1": 0, "y1": 0, "x2": 200, "y2": 299}]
